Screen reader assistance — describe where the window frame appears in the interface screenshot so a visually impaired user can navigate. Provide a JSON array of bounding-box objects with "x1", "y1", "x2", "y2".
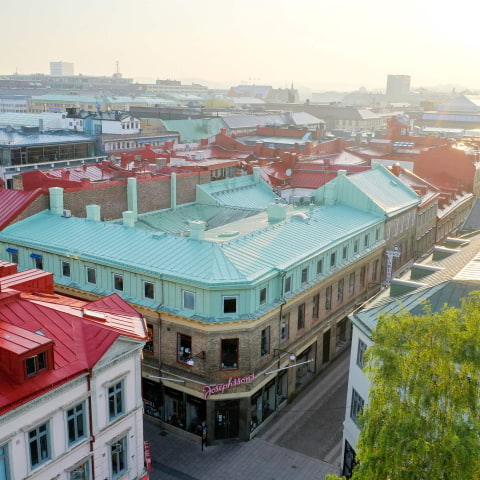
[
  {"x1": 284, "y1": 275, "x2": 292, "y2": 294},
  {"x1": 110, "y1": 436, "x2": 127, "y2": 480},
  {"x1": 353, "y1": 239, "x2": 359, "y2": 254},
  {"x1": 316, "y1": 259, "x2": 323, "y2": 275},
  {"x1": 9, "y1": 249, "x2": 18, "y2": 264},
  {"x1": 69, "y1": 459, "x2": 90, "y2": 480},
  {"x1": 325, "y1": 285, "x2": 332, "y2": 311},
  {"x1": 259, "y1": 287, "x2": 267, "y2": 306},
  {"x1": 280, "y1": 313, "x2": 290, "y2": 343},
  {"x1": 297, "y1": 303, "x2": 305, "y2": 330},
  {"x1": 62, "y1": 260, "x2": 71, "y2": 278},
  {"x1": 143, "y1": 281, "x2": 155, "y2": 300},
  {"x1": 177, "y1": 333, "x2": 192, "y2": 364},
  {"x1": 221, "y1": 338, "x2": 239, "y2": 370},
  {"x1": 66, "y1": 401, "x2": 87, "y2": 446},
  {"x1": 356, "y1": 338, "x2": 367, "y2": 369},
  {"x1": 0, "y1": 444, "x2": 10, "y2": 480},
  {"x1": 25, "y1": 351, "x2": 47, "y2": 377},
  {"x1": 330, "y1": 252, "x2": 336, "y2": 268},
  {"x1": 223, "y1": 295, "x2": 238, "y2": 314},
  {"x1": 301, "y1": 267, "x2": 308, "y2": 285},
  {"x1": 342, "y1": 245, "x2": 348, "y2": 260},
  {"x1": 260, "y1": 326, "x2": 270, "y2": 357},
  {"x1": 28, "y1": 421, "x2": 51, "y2": 469},
  {"x1": 312, "y1": 293, "x2": 320, "y2": 320},
  {"x1": 337, "y1": 278, "x2": 344, "y2": 304},
  {"x1": 144, "y1": 323, "x2": 154, "y2": 353},
  {"x1": 183, "y1": 290, "x2": 196, "y2": 310},
  {"x1": 113, "y1": 273, "x2": 124, "y2": 292},
  {"x1": 350, "y1": 388, "x2": 365, "y2": 426},
  {"x1": 107, "y1": 380, "x2": 125, "y2": 422},
  {"x1": 349, "y1": 272, "x2": 356, "y2": 296},
  {"x1": 86, "y1": 266, "x2": 97, "y2": 285}
]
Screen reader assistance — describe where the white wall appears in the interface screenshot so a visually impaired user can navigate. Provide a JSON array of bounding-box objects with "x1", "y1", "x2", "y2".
[{"x1": 102, "y1": 117, "x2": 140, "y2": 135}]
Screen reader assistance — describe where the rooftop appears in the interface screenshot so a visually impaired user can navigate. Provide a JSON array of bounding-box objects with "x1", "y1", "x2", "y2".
[
  {"x1": 0, "y1": 188, "x2": 44, "y2": 230},
  {"x1": 0, "y1": 128, "x2": 95, "y2": 147}
]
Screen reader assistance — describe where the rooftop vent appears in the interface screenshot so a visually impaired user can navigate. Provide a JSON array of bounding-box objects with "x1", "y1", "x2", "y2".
[
  {"x1": 410, "y1": 263, "x2": 444, "y2": 280},
  {"x1": 83, "y1": 309, "x2": 107, "y2": 321},
  {"x1": 390, "y1": 279, "x2": 426, "y2": 297},
  {"x1": 432, "y1": 246, "x2": 461, "y2": 261}
]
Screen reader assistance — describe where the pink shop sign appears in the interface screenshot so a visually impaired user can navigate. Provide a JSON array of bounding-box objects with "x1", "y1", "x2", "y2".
[{"x1": 203, "y1": 373, "x2": 255, "y2": 400}]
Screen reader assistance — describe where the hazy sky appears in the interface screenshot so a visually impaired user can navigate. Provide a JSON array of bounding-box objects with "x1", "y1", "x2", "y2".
[{"x1": 1, "y1": 0, "x2": 479, "y2": 91}]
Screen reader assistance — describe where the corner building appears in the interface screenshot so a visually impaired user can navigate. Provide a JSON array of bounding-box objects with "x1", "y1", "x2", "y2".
[{"x1": 0, "y1": 169, "x2": 412, "y2": 442}]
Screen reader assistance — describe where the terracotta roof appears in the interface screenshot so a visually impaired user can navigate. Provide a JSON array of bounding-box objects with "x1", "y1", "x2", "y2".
[{"x1": 0, "y1": 188, "x2": 43, "y2": 230}]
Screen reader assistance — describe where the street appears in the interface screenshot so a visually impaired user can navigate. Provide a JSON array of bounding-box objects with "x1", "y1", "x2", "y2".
[{"x1": 144, "y1": 347, "x2": 350, "y2": 480}]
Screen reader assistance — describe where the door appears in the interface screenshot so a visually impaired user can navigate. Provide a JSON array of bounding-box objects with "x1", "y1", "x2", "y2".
[
  {"x1": 215, "y1": 400, "x2": 239, "y2": 439},
  {"x1": 322, "y1": 329, "x2": 331, "y2": 364}
]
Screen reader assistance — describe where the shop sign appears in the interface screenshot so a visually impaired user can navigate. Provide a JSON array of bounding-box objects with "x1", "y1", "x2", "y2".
[{"x1": 203, "y1": 373, "x2": 255, "y2": 400}]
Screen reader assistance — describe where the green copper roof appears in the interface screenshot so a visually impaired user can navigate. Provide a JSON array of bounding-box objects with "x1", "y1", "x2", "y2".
[{"x1": 161, "y1": 118, "x2": 226, "y2": 143}]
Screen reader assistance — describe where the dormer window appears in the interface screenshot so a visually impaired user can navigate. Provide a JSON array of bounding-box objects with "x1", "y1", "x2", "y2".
[{"x1": 25, "y1": 352, "x2": 47, "y2": 377}]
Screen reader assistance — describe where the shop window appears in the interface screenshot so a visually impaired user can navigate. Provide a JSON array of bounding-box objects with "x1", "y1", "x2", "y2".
[
  {"x1": 144, "y1": 281, "x2": 155, "y2": 300},
  {"x1": 330, "y1": 252, "x2": 336, "y2": 268},
  {"x1": 28, "y1": 422, "x2": 51, "y2": 468},
  {"x1": 325, "y1": 285, "x2": 332, "y2": 311},
  {"x1": 259, "y1": 287, "x2": 267, "y2": 306},
  {"x1": 357, "y1": 338, "x2": 367, "y2": 369},
  {"x1": 223, "y1": 296, "x2": 237, "y2": 314},
  {"x1": 350, "y1": 388, "x2": 365, "y2": 426},
  {"x1": 301, "y1": 267, "x2": 308, "y2": 285},
  {"x1": 349, "y1": 272, "x2": 355, "y2": 296},
  {"x1": 284, "y1": 275, "x2": 292, "y2": 293},
  {"x1": 360, "y1": 266, "x2": 366, "y2": 288},
  {"x1": 67, "y1": 402, "x2": 86, "y2": 445},
  {"x1": 312, "y1": 294, "x2": 320, "y2": 319},
  {"x1": 70, "y1": 460, "x2": 89, "y2": 480},
  {"x1": 177, "y1": 334, "x2": 192, "y2": 364},
  {"x1": 260, "y1": 327, "x2": 270, "y2": 356},
  {"x1": 372, "y1": 259, "x2": 379, "y2": 281},
  {"x1": 221, "y1": 339, "x2": 238, "y2": 369},
  {"x1": 86, "y1": 267, "x2": 96, "y2": 285},
  {"x1": 316, "y1": 259, "x2": 323, "y2": 275},
  {"x1": 62, "y1": 260, "x2": 71, "y2": 277},
  {"x1": 25, "y1": 352, "x2": 47, "y2": 377},
  {"x1": 108, "y1": 381, "x2": 125, "y2": 421},
  {"x1": 297, "y1": 303, "x2": 305, "y2": 330},
  {"x1": 183, "y1": 290, "x2": 195, "y2": 310},
  {"x1": 337, "y1": 279, "x2": 344, "y2": 304},
  {"x1": 113, "y1": 273, "x2": 124, "y2": 292},
  {"x1": 144, "y1": 324, "x2": 154, "y2": 353},
  {"x1": 280, "y1": 313, "x2": 289, "y2": 343},
  {"x1": 111, "y1": 437, "x2": 127, "y2": 479}
]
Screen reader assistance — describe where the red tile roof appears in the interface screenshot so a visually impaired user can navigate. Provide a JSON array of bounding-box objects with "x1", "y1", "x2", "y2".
[{"x1": 0, "y1": 188, "x2": 44, "y2": 230}]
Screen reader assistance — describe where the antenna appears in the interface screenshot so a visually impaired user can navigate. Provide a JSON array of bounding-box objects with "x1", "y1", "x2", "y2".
[{"x1": 116, "y1": 60, "x2": 120, "y2": 74}]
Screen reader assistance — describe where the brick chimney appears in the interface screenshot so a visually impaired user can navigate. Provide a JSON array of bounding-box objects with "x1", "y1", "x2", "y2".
[{"x1": 391, "y1": 162, "x2": 401, "y2": 177}]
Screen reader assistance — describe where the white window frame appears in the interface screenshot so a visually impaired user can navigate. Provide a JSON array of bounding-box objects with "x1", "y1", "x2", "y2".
[
  {"x1": 62, "y1": 260, "x2": 71, "y2": 278},
  {"x1": 86, "y1": 266, "x2": 96, "y2": 285},
  {"x1": 66, "y1": 401, "x2": 87, "y2": 447},
  {"x1": 110, "y1": 436, "x2": 128, "y2": 480},
  {"x1": 143, "y1": 281, "x2": 155, "y2": 300},
  {"x1": 182, "y1": 290, "x2": 195, "y2": 310},
  {"x1": 107, "y1": 380, "x2": 126, "y2": 422},
  {"x1": 113, "y1": 273, "x2": 124, "y2": 292},
  {"x1": 27, "y1": 421, "x2": 52, "y2": 470}
]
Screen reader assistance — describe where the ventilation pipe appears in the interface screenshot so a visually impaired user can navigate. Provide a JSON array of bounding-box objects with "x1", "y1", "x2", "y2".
[
  {"x1": 171, "y1": 172, "x2": 177, "y2": 210},
  {"x1": 49, "y1": 187, "x2": 64, "y2": 215},
  {"x1": 127, "y1": 177, "x2": 138, "y2": 219},
  {"x1": 189, "y1": 220, "x2": 206, "y2": 240},
  {"x1": 122, "y1": 211, "x2": 135, "y2": 228},
  {"x1": 86, "y1": 205, "x2": 101, "y2": 221}
]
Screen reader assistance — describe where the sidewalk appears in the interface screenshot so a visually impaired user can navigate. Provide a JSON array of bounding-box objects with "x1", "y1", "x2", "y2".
[{"x1": 144, "y1": 418, "x2": 337, "y2": 480}]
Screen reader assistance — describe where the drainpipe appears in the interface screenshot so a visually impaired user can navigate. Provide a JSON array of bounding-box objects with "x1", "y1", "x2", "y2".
[{"x1": 87, "y1": 369, "x2": 96, "y2": 479}]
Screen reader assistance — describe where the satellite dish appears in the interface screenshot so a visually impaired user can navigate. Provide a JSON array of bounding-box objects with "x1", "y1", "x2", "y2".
[{"x1": 286, "y1": 168, "x2": 292, "y2": 177}]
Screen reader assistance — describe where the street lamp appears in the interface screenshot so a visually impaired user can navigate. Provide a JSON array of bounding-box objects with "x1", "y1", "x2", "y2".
[
  {"x1": 274, "y1": 348, "x2": 296, "y2": 362},
  {"x1": 186, "y1": 350, "x2": 206, "y2": 366}
]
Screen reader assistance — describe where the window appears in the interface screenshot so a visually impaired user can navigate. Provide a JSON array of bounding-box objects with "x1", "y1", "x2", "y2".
[
  {"x1": 223, "y1": 296, "x2": 237, "y2": 314},
  {"x1": 25, "y1": 352, "x2": 47, "y2": 377},
  {"x1": 357, "y1": 339, "x2": 367, "y2": 369},
  {"x1": 67, "y1": 402, "x2": 86, "y2": 445},
  {"x1": 360, "y1": 266, "x2": 366, "y2": 288},
  {"x1": 337, "y1": 279, "x2": 344, "y2": 304},
  {"x1": 349, "y1": 272, "x2": 356, "y2": 296},
  {"x1": 144, "y1": 324, "x2": 154, "y2": 353},
  {"x1": 350, "y1": 388, "x2": 365, "y2": 425},
  {"x1": 325, "y1": 286, "x2": 332, "y2": 311},
  {"x1": 312, "y1": 294, "x2": 319, "y2": 319},
  {"x1": 342, "y1": 246, "x2": 348, "y2": 260},
  {"x1": 221, "y1": 339, "x2": 239, "y2": 369},
  {"x1": 284, "y1": 276, "x2": 292, "y2": 293},
  {"x1": 177, "y1": 334, "x2": 192, "y2": 364},
  {"x1": 62, "y1": 260, "x2": 71, "y2": 277},
  {"x1": 111, "y1": 437, "x2": 127, "y2": 479},
  {"x1": 280, "y1": 314, "x2": 289, "y2": 343},
  {"x1": 108, "y1": 381, "x2": 125, "y2": 421},
  {"x1": 0, "y1": 444, "x2": 9, "y2": 480},
  {"x1": 113, "y1": 274, "x2": 124, "y2": 292},
  {"x1": 301, "y1": 267, "x2": 308, "y2": 284},
  {"x1": 144, "y1": 281, "x2": 155, "y2": 300},
  {"x1": 183, "y1": 290, "x2": 195, "y2": 310},
  {"x1": 261, "y1": 327, "x2": 270, "y2": 356},
  {"x1": 375, "y1": 228, "x2": 380, "y2": 242},
  {"x1": 297, "y1": 303, "x2": 305, "y2": 330},
  {"x1": 7, "y1": 248, "x2": 18, "y2": 264},
  {"x1": 330, "y1": 252, "x2": 336, "y2": 268},
  {"x1": 70, "y1": 460, "x2": 89, "y2": 480},
  {"x1": 259, "y1": 287, "x2": 267, "y2": 305},
  {"x1": 353, "y1": 240, "x2": 359, "y2": 254},
  {"x1": 316, "y1": 259, "x2": 323, "y2": 275},
  {"x1": 86, "y1": 267, "x2": 96, "y2": 285},
  {"x1": 29, "y1": 423, "x2": 50, "y2": 468},
  {"x1": 364, "y1": 234, "x2": 369, "y2": 248},
  {"x1": 33, "y1": 255, "x2": 43, "y2": 270},
  {"x1": 372, "y1": 260, "x2": 379, "y2": 281}
]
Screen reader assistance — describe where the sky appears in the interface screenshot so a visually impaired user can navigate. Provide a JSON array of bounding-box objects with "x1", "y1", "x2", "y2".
[{"x1": 1, "y1": 0, "x2": 479, "y2": 91}]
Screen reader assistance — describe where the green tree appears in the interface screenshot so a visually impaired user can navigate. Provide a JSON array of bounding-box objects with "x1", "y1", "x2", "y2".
[{"x1": 328, "y1": 293, "x2": 480, "y2": 480}]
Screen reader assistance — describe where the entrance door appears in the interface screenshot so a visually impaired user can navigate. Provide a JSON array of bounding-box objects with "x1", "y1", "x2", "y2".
[
  {"x1": 322, "y1": 329, "x2": 331, "y2": 364},
  {"x1": 215, "y1": 400, "x2": 239, "y2": 439}
]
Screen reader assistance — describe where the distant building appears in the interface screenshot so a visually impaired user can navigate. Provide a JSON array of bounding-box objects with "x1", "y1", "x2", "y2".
[
  {"x1": 0, "y1": 95, "x2": 29, "y2": 113},
  {"x1": 386, "y1": 74, "x2": 411, "y2": 102},
  {"x1": 49, "y1": 61, "x2": 74, "y2": 76},
  {"x1": 229, "y1": 84, "x2": 299, "y2": 103},
  {"x1": 144, "y1": 79, "x2": 209, "y2": 96}
]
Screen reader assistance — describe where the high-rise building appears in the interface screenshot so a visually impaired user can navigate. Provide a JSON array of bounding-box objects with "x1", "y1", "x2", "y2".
[
  {"x1": 386, "y1": 74, "x2": 411, "y2": 102},
  {"x1": 49, "y1": 61, "x2": 74, "y2": 76}
]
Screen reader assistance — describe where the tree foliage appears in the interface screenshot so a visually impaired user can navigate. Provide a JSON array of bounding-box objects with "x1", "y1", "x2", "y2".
[{"x1": 329, "y1": 293, "x2": 480, "y2": 480}]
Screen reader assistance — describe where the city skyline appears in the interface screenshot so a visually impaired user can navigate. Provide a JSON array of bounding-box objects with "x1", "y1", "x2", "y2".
[{"x1": 1, "y1": 0, "x2": 479, "y2": 91}]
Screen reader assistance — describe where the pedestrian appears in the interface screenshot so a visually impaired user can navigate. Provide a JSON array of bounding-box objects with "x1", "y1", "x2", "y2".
[{"x1": 201, "y1": 421, "x2": 208, "y2": 451}]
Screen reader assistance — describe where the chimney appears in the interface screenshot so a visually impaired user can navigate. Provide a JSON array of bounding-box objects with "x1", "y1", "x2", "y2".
[
  {"x1": 86, "y1": 204, "x2": 101, "y2": 221},
  {"x1": 255, "y1": 141, "x2": 263, "y2": 156},
  {"x1": 171, "y1": 172, "x2": 177, "y2": 210},
  {"x1": 267, "y1": 203, "x2": 287, "y2": 223},
  {"x1": 391, "y1": 162, "x2": 401, "y2": 177},
  {"x1": 127, "y1": 177, "x2": 138, "y2": 218},
  {"x1": 200, "y1": 138, "x2": 208, "y2": 146},
  {"x1": 122, "y1": 210, "x2": 135, "y2": 228},
  {"x1": 189, "y1": 220, "x2": 206, "y2": 240},
  {"x1": 305, "y1": 141, "x2": 313, "y2": 155},
  {"x1": 252, "y1": 166, "x2": 261, "y2": 182},
  {"x1": 49, "y1": 187, "x2": 64, "y2": 215},
  {"x1": 220, "y1": 128, "x2": 227, "y2": 135}
]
